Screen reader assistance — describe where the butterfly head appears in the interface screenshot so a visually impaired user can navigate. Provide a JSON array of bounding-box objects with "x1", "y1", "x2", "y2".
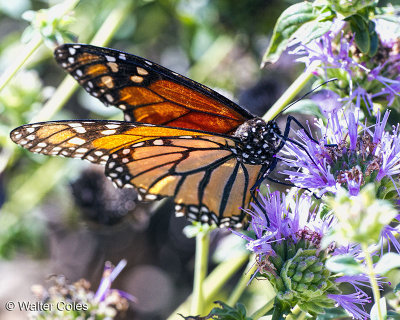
[{"x1": 233, "y1": 118, "x2": 281, "y2": 165}]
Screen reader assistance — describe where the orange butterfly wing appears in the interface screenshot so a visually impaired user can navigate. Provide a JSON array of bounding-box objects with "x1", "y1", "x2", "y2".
[
  {"x1": 10, "y1": 121, "x2": 263, "y2": 227},
  {"x1": 54, "y1": 44, "x2": 253, "y2": 134}
]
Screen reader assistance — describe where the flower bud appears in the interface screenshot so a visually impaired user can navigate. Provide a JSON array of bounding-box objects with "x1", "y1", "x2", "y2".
[{"x1": 326, "y1": 183, "x2": 397, "y2": 245}]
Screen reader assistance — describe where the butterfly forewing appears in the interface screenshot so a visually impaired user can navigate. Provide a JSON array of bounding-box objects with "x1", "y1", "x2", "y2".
[
  {"x1": 10, "y1": 120, "x2": 261, "y2": 227},
  {"x1": 10, "y1": 121, "x2": 211, "y2": 164},
  {"x1": 10, "y1": 120, "x2": 134, "y2": 164},
  {"x1": 54, "y1": 44, "x2": 252, "y2": 134}
]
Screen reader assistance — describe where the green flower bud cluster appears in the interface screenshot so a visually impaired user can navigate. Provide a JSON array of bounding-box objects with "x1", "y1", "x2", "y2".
[
  {"x1": 258, "y1": 240, "x2": 340, "y2": 316},
  {"x1": 326, "y1": 0, "x2": 378, "y2": 17}
]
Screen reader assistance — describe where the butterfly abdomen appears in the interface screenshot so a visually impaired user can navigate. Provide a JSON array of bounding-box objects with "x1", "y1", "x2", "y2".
[{"x1": 233, "y1": 118, "x2": 281, "y2": 165}]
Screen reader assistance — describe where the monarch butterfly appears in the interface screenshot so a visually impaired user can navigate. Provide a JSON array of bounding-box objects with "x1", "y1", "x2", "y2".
[{"x1": 10, "y1": 44, "x2": 302, "y2": 228}]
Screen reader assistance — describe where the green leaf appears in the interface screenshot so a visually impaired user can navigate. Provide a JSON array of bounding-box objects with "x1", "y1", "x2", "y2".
[
  {"x1": 394, "y1": 282, "x2": 400, "y2": 293},
  {"x1": 316, "y1": 307, "x2": 351, "y2": 319},
  {"x1": 262, "y1": 2, "x2": 316, "y2": 65},
  {"x1": 388, "y1": 310, "x2": 400, "y2": 319},
  {"x1": 346, "y1": 14, "x2": 378, "y2": 56},
  {"x1": 299, "y1": 301, "x2": 325, "y2": 314},
  {"x1": 328, "y1": 0, "x2": 378, "y2": 17},
  {"x1": 292, "y1": 20, "x2": 333, "y2": 45},
  {"x1": 325, "y1": 255, "x2": 363, "y2": 275},
  {"x1": 348, "y1": 14, "x2": 370, "y2": 54},
  {"x1": 180, "y1": 301, "x2": 252, "y2": 320},
  {"x1": 374, "y1": 253, "x2": 400, "y2": 274},
  {"x1": 368, "y1": 20, "x2": 378, "y2": 56}
]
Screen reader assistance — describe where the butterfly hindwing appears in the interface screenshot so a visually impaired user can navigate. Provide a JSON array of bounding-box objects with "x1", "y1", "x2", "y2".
[
  {"x1": 105, "y1": 136, "x2": 263, "y2": 227},
  {"x1": 54, "y1": 44, "x2": 252, "y2": 134},
  {"x1": 10, "y1": 120, "x2": 262, "y2": 227}
]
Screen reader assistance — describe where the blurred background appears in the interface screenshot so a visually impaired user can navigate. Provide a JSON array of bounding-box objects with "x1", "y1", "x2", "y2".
[{"x1": 0, "y1": 0, "x2": 301, "y2": 319}]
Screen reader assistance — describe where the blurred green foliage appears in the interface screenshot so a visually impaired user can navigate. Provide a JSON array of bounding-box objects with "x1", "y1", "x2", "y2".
[{"x1": 0, "y1": 0, "x2": 290, "y2": 258}]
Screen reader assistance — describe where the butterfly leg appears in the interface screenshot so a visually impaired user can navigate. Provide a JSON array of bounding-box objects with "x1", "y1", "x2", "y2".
[
  {"x1": 277, "y1": 115, "x2": 319, "y2": 151},
  {"x1": 274, "y1": 115, "x2": 322, "y2": 168},
  {"x1": 248, "y1": 164, "x2": 273, "y2": 226}
]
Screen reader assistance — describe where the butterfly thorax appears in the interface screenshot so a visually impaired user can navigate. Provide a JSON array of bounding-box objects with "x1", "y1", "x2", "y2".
[{"x1": 232, "y1": 118, "x2": 281, "y2": 165}]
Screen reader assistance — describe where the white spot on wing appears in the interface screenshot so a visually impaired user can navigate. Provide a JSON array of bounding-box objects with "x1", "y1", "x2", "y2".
[
  {"x1": 101, "y1": 129, "x2": 116, "y2": 135},
  {"x1": 153, "y1": 139, "x2": 163, "y2": 145},
  {"x1": 136, "y1": 67, "x2": 148, "y2": 75},
  {"x1": 74, "y1": 127, "x2": 87, "y2": 133},
  {"x1": 105, "y1": 94, "x2": 114, "y2": 103},
  {"x1": 105, "y1": 124, "x2": 120, "y2": 129},
  {"x1": 145, "y1": 194, "x2": 157, "y2": 200},
  {"x1": 132, "y1": 142, "x2": 144, "y2": 147},
  {"x1": 68, "y1": 137, "x2": 86, "y2": 145},
  {"x1": 130, "y1": 75, "x2": 143, "y2": 83}
]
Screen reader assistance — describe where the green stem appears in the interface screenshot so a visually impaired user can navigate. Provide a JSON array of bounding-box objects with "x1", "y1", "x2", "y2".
[
  {"x1": 262, "y1": 60, "x2": 319, "y2": 121},
  {"x1": 249, "y1": 296, "x2": 275, "y2": 320},
  {"x1": 168, "y1": 253, "x2": 249, "y2": 319},
  {"x1": 285, "y1": 305, "x2": 303, "y2": 320},
  {"x1": 0, "y1": 34, "x2": 42, "y2": 94},
  {"x1": 0, "y1": 0, "x2": 80, "y2": 94},
  {"x1": 31, "y1": 0, "x2": 132, "y2": 123},
  {"x1": 362, "y1": 243, "x2": 383, "y2": 320},
  {"x1": 191, "y1": 230, "x2": 210, "y2": 315},
  {"x1": 227, "y1": 255, "x2": 258, "y2": 306}
]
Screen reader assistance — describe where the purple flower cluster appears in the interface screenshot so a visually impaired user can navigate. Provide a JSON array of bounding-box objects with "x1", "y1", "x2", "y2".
[
  {"x1": 291, "y1": 19, "x2": 400, "y2": 114},
  {"x1": 279, "y1": 109, "x2": 400, "y2": 255},
  {"x1": 233, "y1": 190, "x2": 371, "y2": 319},
  {"x1": 280, "y1": 110, "x2": 400, "y2": 197}
]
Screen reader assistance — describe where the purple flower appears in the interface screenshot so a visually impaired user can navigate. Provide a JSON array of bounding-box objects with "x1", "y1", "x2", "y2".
[
  {"x1": 95, "y1": 259, "x2": 136, "y2": 303},
  {"x1": 327, "y1": 292, "x2": 370, "y2": 319},
  {"x1": 279, "y1": 109, "x2": 400, "y2": 198},
  {"x1": 233, "y1": 190, "x2": 371, "y2": 319},
  {"x1": 380, "y1": 218, "x2": 400, "y2": 254}
]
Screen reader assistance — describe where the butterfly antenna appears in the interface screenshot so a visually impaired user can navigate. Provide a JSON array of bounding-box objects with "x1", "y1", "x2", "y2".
[{"x1": 272, "y1": 78, "x2": 337, "y2": 121}]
